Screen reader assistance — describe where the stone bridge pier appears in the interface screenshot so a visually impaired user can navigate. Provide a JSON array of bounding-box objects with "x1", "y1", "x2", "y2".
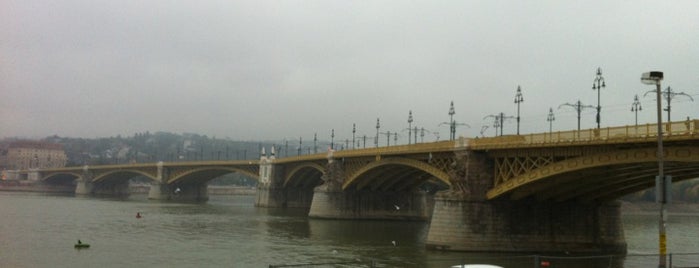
[
  {"x1": 425, "y1": 151, "x2": 626, "y2": 254},
  {"x1": 255, "y1": 149, "x2": 315, "y2": 208},
  {"x1": 148, "y1": 162, "x2": 209, "y2": 202},
  {"x1": 307, "y1": 153, "x2": 430, "y2": 221}
]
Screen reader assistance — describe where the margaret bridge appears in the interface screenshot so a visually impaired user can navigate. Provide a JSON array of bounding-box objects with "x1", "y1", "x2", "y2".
[{"x1": 7, "y1": 119, "x2": 699, "y2": 254}]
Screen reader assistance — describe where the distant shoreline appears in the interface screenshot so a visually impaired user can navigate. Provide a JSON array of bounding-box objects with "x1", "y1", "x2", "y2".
[{"x1": 0, "y1": 180, "x2": 255, "y2": 195}]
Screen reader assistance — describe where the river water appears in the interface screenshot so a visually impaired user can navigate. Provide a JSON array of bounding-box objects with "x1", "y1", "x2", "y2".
[{"x1": 0, "y1": 192, "x2": 698, "y2": 268}]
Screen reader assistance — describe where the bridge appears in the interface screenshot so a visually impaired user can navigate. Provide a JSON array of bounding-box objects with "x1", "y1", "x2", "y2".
[{"x1": 8, "y1": 119, "x2": 699, "y2": 254}]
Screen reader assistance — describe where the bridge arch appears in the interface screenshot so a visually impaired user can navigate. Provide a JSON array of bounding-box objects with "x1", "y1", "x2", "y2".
[
  {"x1": 487, "y1": 146, "x2": 699, "y2": 201},
  {"x1": 167, "y1": 166, "x2": 259, "y2": 184},
  {"x1": 284, "y1": 162, "x2": 325, "y2": 188},
  {"x1": 93, "y1": 170, "x2": 158, "y2": 183},
  {"x1": 42, "y1": 172, "x2": 82, "y2": 184},
  {"x1": 342, "y1": 157, "x2": 451, "y2": 191}
]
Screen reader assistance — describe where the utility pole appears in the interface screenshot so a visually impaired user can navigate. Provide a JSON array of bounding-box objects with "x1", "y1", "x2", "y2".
[
  {"x1": 645, "y1": 86, "x2": 694, "y2": 122},
  {"x1": 559, "y1": 100, "x2": 595, "y2": 133},
  {"x1": 483, "y1": 113, "x2": 514, "y2": 136}
]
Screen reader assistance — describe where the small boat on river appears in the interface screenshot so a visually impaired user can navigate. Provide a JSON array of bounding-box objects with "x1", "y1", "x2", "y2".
[
  {"x1": 74, "y1": 240, "x2": 90, "y2": 249},
  {"x1": 451, "y1": 265, "x2": 503, "y2": 268}
]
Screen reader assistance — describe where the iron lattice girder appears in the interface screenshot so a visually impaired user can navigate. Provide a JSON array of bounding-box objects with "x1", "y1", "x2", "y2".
[
  {"x1": 487, "y1": 146, "x2": 699, "y2": 201},
  {"x1": 494, "y1": 155, "x2": 555, "y2": 186}
]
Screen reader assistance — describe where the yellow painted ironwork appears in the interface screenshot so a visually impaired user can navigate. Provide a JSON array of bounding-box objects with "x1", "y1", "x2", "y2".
[
  {"x1": 342, "y1": 157, "x2": 452, "y2": 190},
  {"x1": 487, "y1": 146, "x2": 699, "y2": 199}
]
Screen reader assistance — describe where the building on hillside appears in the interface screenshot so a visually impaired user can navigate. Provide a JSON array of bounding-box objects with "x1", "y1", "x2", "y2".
[{"x1": 0, "y1": 140, "x2": 68, "y2": 170}]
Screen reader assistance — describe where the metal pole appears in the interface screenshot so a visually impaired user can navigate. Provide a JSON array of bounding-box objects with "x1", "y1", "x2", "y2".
[
  {"x1": 655, "y1": 81, "x2": 667, "y2": 268},
  {"x1": 408, "y1": 111, "x2": 413, "y2": 144},
  {"x1": 352, "y1": 123, "x2": 356, "y2": 149}
]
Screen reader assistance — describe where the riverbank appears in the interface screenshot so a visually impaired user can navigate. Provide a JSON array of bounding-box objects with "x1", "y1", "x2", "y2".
[
  {"x1": 0, "y1": 180, "x2": 256, "y2": 195},
  {"x1": 620, "y1": 200, "x2": 699, "y2": 215}
]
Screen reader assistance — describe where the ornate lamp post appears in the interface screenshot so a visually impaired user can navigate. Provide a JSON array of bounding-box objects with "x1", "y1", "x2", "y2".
[
  {"x1": 631, "y1": 95, "x2": 642, "y2": 126},
  {"x1": 448, "y1": 101, "x2": 456, "y2": 140},
  {"x1": 330, "y1": 129, "x2": 335, "y2": 150},
  {"x1": 514, "y1": 85, "x2": 524, "y2": 134},
  {"x1": 407, "y1": 110, "x2": 413, "y2": 144},
  {"x1": 313, "y1": 133, "x2": 318, "y2": 153},
  {"x1": 592, "y1": 67, "x2": 606, "y2": 129},
  {"x1": 297, "y1": 137, "x2": 302, "y2": 156},
  {"x1": 352, "y1": 123, "x2": 356, "y2": 149},
  {"x1": 546, "y1": 107, "x2": 555, "y2": 133},
  {"x1": 375, "y1": 118, "x2": 380, "y2": 147}
]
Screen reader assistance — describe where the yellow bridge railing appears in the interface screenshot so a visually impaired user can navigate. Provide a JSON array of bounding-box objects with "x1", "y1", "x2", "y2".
[{"x1": 469, "y1": 119, "x2": 699, "y2": 149}]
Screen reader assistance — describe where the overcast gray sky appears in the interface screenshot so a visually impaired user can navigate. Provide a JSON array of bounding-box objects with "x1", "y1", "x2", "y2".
[{"x1": 2, "y1": 0, "x2": 698, "y2": 142}]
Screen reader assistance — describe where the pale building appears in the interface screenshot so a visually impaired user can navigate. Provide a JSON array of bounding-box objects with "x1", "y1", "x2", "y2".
[{"x1": 0, "y1": 140, "x2": 68, "y2": 170}]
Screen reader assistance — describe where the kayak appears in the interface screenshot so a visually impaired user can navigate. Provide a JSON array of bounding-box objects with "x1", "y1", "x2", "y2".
[{"x1": 74, "y1": 243, "x2": 90, "y2": 249}]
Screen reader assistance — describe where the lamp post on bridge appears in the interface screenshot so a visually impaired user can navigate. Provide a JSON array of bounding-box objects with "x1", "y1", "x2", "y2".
[
  {"x1": 631, "y1": 95, "x2": 642, "y2": 127},
  {"x1": 330, "y1": 129, "x2": 335, "y2": 150},
  {"x1": 547, "y1": 108, "x2": 555, "y2": 134},
  {"x1": 352, "y1": 123, "x2": 356, "y2": 149},
  {"x1": 448, "y1": 101, "x2": 455, "y2": 140},
  {"x1": 314, "y1": 133, "x2": 318, "y2": 153},
  {"x1": 514, "y1": 85, "x2": 524, "y2": 135},
  {"x1": 298, "y1": 137, "x2": 302, "y2": 156},
  {"x1": 407, "y1": 110, "x2": 413, "y2": 144},
  {"x1": 641, "y1": 71, "x2": 668, "y2": 268},
  {"x1": 375, "y1": 118, "x2": 380, "y2": 147},
  {"x1": 592, "y1": 67, "x2": 606, "y2": 129}
]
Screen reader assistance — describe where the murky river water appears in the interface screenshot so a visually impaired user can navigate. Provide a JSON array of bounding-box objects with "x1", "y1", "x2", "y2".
[{"x1": 0, "y1": 192, "x2": 697, "y2": 268}]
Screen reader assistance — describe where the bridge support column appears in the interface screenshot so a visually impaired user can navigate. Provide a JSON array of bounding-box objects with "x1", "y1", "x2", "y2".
[
  {"x1": 426, "y1": 151, "x2": 626, "y2": 253},
  {"x1": 148, "y1": 182, "x2": 171, "y2": 200},
  {"x1": 309, "y1": 188, "x2": 430, "y2": 220},
  {"x1": 75, "y1": 166, "x2": 93, "y2": 196},
  {"x1": 308, "y1": 153, "x2": 429, "y2": 220},
  {"x1": 92, "y1": 181, "x2": 130, "y2": 197},
  {"x1": 255, "y1": 149, "x2": 288, "y2": 207}
]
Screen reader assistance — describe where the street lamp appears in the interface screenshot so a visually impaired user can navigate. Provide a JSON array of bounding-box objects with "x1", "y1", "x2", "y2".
[
  {"x1": 631, "y1": 94, "x2": 642, "y2": 127},
  {"x1": 592, "y1": 67, "x2": 606, "y2": 129},
  {"x1": 514, "y1": 85, "x2": 524, "y2": 135},
  {"x1": 313, "y1": 133, "x2": 318, "y2": 153},
  {"x1": 407, "y1": 110, "x2": 414, "y2": 144},
  {"x1": 352, "y1": 123, "x2": 356, "y2": 149},
  {"x1": 641, "y1": 71, "x2": 668, "y2": 268},
  {"x1": 448, "y1": 101, "x2": 455, "y2": 140},
  {"x1": 546, "y1": 107, "x2": 555, "y2": 133},
  {"x1": 559, "y1": 100, "x2": 595, "y2": 132},
  {"x1": 298, "y1": 137, "x2": 302, "y2": 156},
  {"x1": 330, "y1": 129, "x2": 335, "y2": 150}
]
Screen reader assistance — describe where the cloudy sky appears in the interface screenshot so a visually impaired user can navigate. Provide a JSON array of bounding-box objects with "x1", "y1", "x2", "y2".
[{"x1": 2, "y1": 1, "x2": 698, "y2": 143}]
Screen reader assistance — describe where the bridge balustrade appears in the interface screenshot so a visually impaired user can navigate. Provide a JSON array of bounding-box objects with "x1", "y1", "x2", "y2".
[{"x1": 470, "y1": 119, "x2": 698, "y2": 149}]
